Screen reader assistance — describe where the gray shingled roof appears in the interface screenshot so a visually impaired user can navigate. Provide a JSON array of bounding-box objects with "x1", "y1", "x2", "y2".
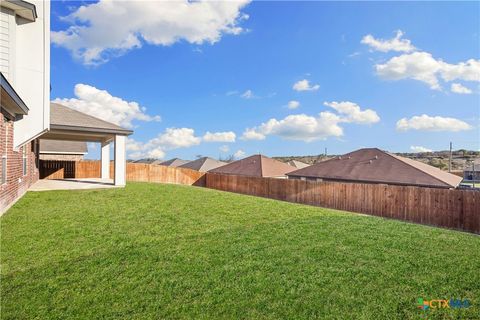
[
  {"x1": 287, "y1": 148, "x2": 462, "y2": 188},
  {"x1": 158, "y1": 158, "x2": 190, "y2": 167},
  {"x1": 39, "y1": 140, "x2": 87, "y2": 154},
  {"x1": 287, "y1": 160, "x2": 310, "y2": 169},
  {"x1": 50, "y1": 103, "x2": 133, "y2": 135},
  {"x1": 209, "y1": 154, "x2": 296, "y2": 178},
  {"x1": 179, "y1": 157, "x2": 227, "y2": 172}
]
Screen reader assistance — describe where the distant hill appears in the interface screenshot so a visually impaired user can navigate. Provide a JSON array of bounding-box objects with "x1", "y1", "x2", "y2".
[{"x1": 273, "y1": 150, "x2": 480, "y2": 172}]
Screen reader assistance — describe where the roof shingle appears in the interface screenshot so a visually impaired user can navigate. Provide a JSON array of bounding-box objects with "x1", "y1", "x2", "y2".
[
  {"x1": 179, "y1": 157, "x2": 227, "y2": 172},
  {"x1": 209, "y1": 154, "x2": 296, "y2": 177},
  {"x1": 287, "y1": 148, "x2": 462, "y2": 188},
  {"x1": 50, "y1": 103, "x2": 132, "y2": 135}
]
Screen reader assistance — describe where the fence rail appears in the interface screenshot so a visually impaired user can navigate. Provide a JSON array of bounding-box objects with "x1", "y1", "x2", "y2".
[
  {"x1": 205, "y1": 173, "x2": 480, "y2": 234},
  {"x1": 38, "y1": 160, "x2": 479, "y2": 234}
]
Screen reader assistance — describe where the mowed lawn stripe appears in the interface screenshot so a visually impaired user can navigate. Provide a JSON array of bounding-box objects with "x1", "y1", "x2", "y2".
[{"x1": 1, "y1": 182, "x2": 479, "y2": 319}]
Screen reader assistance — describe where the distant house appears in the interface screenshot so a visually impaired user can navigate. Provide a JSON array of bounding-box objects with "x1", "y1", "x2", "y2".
[
  {"x1": 209, "y1": 154, "x2": 296, "y2": 178},
  {"x1": 132, "y1": 159, "x2": 157, "y2": 164},
  {"x1": 179, "y1": 157, "x2": 227, "y2": 172},
  {"x1": 464, "y1": 161, "x2": 480, "y2": 181},
  {"x1": 287, "y1": 148, "x2": 462, "y2": 189},
  {"x1": 39, "y1": 140, "x2": 87, "y2": 161},
  {"x1": 157, "y1": 158, "x2": 190, "y2": 167},
  {"x1": 287, "y1": 160, "x2": 310, "y2": 169}
]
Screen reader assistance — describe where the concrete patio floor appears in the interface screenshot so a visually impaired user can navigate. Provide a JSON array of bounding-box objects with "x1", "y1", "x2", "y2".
[{"x1": 29, "y1": 178, "x2": 119, "y2": 192}]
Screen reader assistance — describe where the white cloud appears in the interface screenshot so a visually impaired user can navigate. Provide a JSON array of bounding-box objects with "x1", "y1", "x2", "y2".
[
  {"x1": 287, "y1": 100, "x2": 300, "y2": 109},
  {"x1": 234, "y1": 149, "x2": 246, "y2": 158},
  {"x1": 440, "y1": 59, "x2": 480, "y2": 82},
  {"x1": 293, "y1": 79, "x2": 320, "y2": 92},
  {"x1": 410, "y1": 146, "x2": 433, "y2": 153},
  {"x1": 323, "y1": 101, "x2": 380, "y2": 124},
  {"x1": 146, "y1": 128, "x2": 201, "y2": 150},
  {"x1": 241, "y1": 128, "x2": 266, "y2": 140},
  {"x1": 203, "y1": 131, "x2": 236, "y2": 143},
  {"x1": 375, "y1": 52, "x2": 442, "y2": 89},
  {"x1": 242, "y1": 113, "x2": 343, "y2": 142},
  {"x1": 375, "y1": 52, "x2": 480, "y2": 90},
  {"x1": 361, "y1": 30, "x2": 416, "y2": 53},
  {"x1": 450, "y1": 83, "x2": 473, "y2": 94},
  {"x1": 226, "y1": 90, "x2": 239, "y2": 96},
  {"x1": 127, "y1": 127, "x2": 201, "y2": 159},
  {"x1": 127, "y1": 137, "x2": 162, "y2": 160},
  {"x1": 147, "y1": 148, "x2": 167, "y2": 159},
  {"x1": 52, "y1": 0, "x2": 251, "y2": 65},
  {"x1": 241, "y1": 89, "x2": 255, "y2": 99},
  {"x1": 127, "y1": 128, "x2": 239, "y2": 159},
  {"x1": 242, "y1": 100, "x2": 380, "y2": 142},
  {"x1": 53, "y1": 84, "x2": 160, "y2": 128},
  {"x1": 219, "y1": 145, "x2": 230, "y2": 153},
  {"x1": 126, "y1": 137, "x2": 144, "y2": 152},
  {"x1": 396, "y1": 114, "x2": 472, "y2": 132}
]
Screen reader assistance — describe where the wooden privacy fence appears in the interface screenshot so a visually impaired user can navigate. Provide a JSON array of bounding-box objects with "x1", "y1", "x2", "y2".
[
  {"x1": 125, "y1": 163, "x2": 205, "y2": 186},
  {"x1": 39, "y1": 160, "x2": 479, "y2": 234},
  {"x1": 39, "y1": 160, "x2": 205, "y2": 186},
  {"x1": 205, "y1": 173, "x2": 480, "y2": 234},
  {"x1": 40, "y1": 160, "x2": 101, "y2": 179}
]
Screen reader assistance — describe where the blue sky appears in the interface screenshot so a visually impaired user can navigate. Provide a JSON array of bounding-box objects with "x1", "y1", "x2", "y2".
[{"x1": 50, "y1": 1, "x2": 480, "y2": 160}]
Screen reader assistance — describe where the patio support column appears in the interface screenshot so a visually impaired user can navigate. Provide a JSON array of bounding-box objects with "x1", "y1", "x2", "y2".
[
  {"x1": 114, "y1": 135, "x2": 126, "y2": 186},
  {"x1": 101, "y1": 141, "x2": 110, "y2": 180}
]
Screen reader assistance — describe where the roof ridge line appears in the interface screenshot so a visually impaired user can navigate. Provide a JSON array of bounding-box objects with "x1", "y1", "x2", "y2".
[
  {"x1": 259, "y1": 154, "x2": 264, "y2": 176},
  {"x1": 383, "y1": 151, "x2": 451, "y2": 187}
]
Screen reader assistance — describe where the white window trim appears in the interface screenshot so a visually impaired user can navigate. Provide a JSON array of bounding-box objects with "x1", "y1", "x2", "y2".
[{"x1": 22, "y1": 146, "x2": 27, "y2": 176}]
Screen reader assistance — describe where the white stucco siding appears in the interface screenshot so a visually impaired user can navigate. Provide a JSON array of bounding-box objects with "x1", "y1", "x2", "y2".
[{"x1": 13, "y1": 0, "x2": 50, "y2": 148}]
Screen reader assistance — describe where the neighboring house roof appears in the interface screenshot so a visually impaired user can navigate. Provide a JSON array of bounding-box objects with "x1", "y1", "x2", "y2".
[
  {"x1": 50, "y1": 103, "x2": 133, "y2": 135},
  {"x1": 179, "y1": 157, "x2": 227, "y2": 172},
  {"x1": 287, "y1": 148, "x2": 462, "y2": 188},
  {"x1": 209, "y1": 154, "x2": 296, "y2": 178},
  {"x1": 158, "y1": 158, "x2": 190, "y2": 167},
  {"x1": 39, "y1": 140, "x2": 87, "y2": 154},
  {"x1": 287, "y1": 160, "x2": 310, "y2": 169},
  {"x1": 133, "y1": 159, "x2": 157, "y2": 164}
]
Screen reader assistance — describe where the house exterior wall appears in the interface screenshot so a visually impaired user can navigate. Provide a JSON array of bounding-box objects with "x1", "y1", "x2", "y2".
[
  {"x1": 1, "y1": 113, "x2": 39, "y2": 214},
  {"x1": 11, "y1": 0, "x2": 50, "y2": 147},
  {"x1": 39, "y1": 154, "x2": 85, "y2": 161},
  {"x1": 464, "y1": 170, "x2": 480, "y2": 182},
  {"x1": 0, "y1": 7, "x2": 15, "y2": 80},
  {"x1": 0, "y1": 0, "x2": 50, "y2": 214}
]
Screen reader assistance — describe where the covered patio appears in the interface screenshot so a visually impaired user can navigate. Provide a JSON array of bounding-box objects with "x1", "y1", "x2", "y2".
[{"x1": 38, "y1": 103, "x2": 133, "y2": 186}]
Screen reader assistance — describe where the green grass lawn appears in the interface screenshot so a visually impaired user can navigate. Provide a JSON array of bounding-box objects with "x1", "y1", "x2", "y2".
[{"x1": 1, "y1": 182, "x2": 479, "y2": 319}]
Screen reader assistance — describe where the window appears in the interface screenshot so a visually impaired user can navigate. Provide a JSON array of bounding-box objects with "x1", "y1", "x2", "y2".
[
  {"x1": 1, "y1": 156, "x2": 6, "y2": 185},
  {"x1": 22, "y1": 146, "x2": 27, "y2": 176}
]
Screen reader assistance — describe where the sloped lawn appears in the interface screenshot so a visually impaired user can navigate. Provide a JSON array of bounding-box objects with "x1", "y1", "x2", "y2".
[{"x1": 1, "y1": 182, "x2": 479, "y2": 319}]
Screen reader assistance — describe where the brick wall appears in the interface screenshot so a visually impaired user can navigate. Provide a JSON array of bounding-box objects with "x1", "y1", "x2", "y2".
[{"x1": 0, "y1": 114, "x2": 39, "y2": 214}]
